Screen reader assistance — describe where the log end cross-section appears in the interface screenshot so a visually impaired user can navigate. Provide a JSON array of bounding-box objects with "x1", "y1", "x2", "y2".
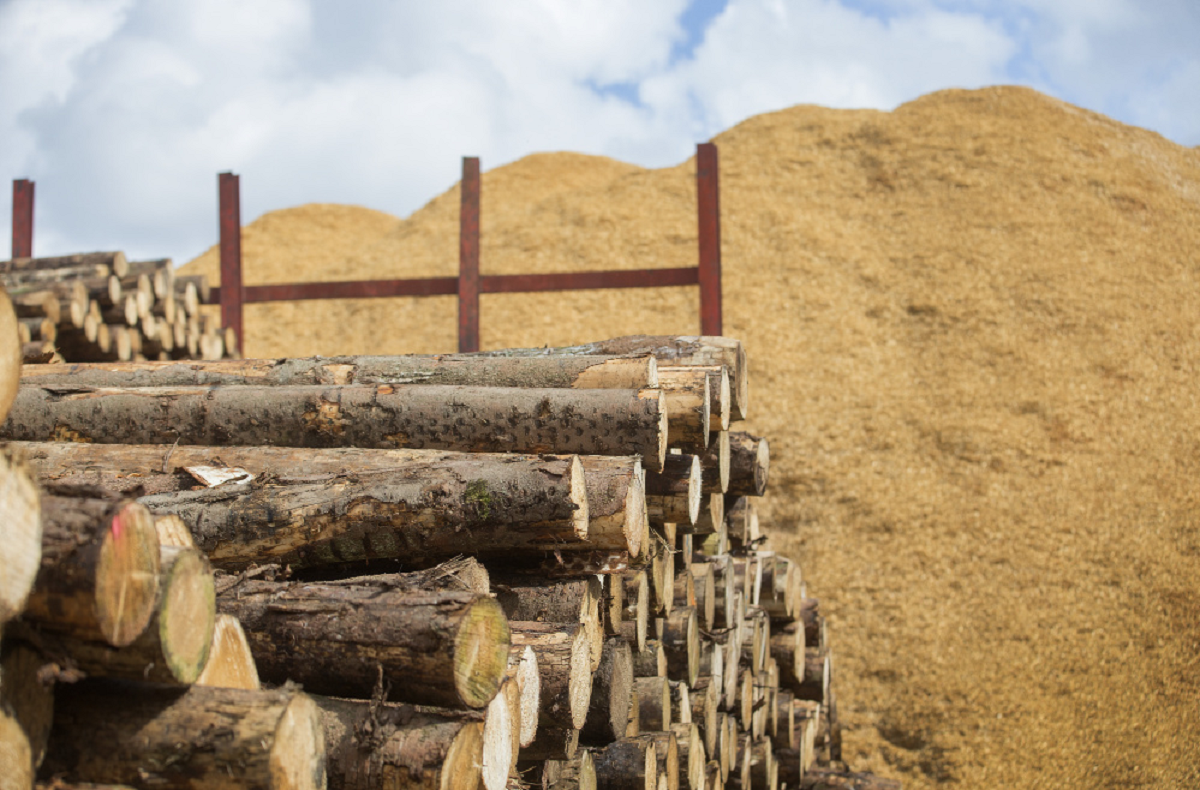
[{"x1": 0, "y1": 445, "x2": 41, "y2": 624}]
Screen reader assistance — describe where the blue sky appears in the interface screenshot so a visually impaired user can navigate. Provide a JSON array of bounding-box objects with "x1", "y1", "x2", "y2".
[{"x1": 1, "y1": 0, "x2": 1197, "y2": 265}]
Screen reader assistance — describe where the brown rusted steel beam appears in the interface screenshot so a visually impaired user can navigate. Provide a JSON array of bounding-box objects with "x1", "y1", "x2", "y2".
[
  {"x1": 482, "y1": 267, "x2": 698, "y2": 293},
  {"x1": 11, "y1": 179, "x2": 34, "y2": 259},
  {"x1": 696, "y1": 143, "x2": 722, "y2": 336},
  {"x1": 458, "y1": 157, "x2": 481, "y2": 352},
  {"x1": 218, "y1": 172, "x2": 244, "y2": 353},
  {"x1": 211, "y1": 277, "x2": 459, "y2": 304}
]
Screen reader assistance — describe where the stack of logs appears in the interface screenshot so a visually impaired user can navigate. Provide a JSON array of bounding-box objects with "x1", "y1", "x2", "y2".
[
  {"x1": 2, "y1": 252, "x2": 234, "y2": 363},
  {"x1": 0, "y1": 322, "x2": 899, "y2": 790}
]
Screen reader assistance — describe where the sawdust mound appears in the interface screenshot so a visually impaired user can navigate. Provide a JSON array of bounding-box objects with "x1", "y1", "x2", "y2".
[{"x1": 183, "y1": 86, "x2": 1200, "y2": 788}]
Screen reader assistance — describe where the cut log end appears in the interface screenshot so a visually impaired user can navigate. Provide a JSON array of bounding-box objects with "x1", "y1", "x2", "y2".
[
  {"x1": 512, "y1": 645, "x2": 541, "y2": 748},
  {"x1": 0, "y1": 446, "x2": 42, "y2": 623},
  {"x1": 269, "y1": 692, "x2": 326, "y2": 790},
  {"x1": 455, "y1": 596, "x2": 513, "y2": 709},
  {"x1": 0, "y1": 710, "x2": 34, "y2": 790},
  {"x1": 0, "y1": 291, "x2": 22, "y2": 424},
  {"x1": 195, "y1": 614, "x2": 260, "y2": 690},
  {"x1": 94, "y1": 501, "x2": 161, "y2": 646},
  {"x1": 157, "y1": 548, "x2": 216, "y2": 684}
]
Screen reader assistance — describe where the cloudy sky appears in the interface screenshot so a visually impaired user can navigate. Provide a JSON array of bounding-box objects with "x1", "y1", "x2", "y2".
[{"x1": 2, "y1": 0, "x2": 1197, "y2": 265}]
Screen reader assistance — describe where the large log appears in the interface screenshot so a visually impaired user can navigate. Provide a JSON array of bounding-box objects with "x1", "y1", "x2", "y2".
[
  {"x1": 475, "y1": 336, "x2": 748, "y2": 422},
  {"x1": 0, "y1": 446, "x2": 42, "y2": 624},
  {"x1": 537, "y1": 752, "x2": 597, "y2": 790},
  {"x1": 19, "y1": 441, "x2": 617, "y2": 554},
  {"x1": 662, "y1": 606, "x2": 700, "y2": 688},
  {"x1": 22, "y1": 493, "x2": 160, "y2": 647},
  {"x1": 217, "y1": 578, "x2": 509, "y2": 709},
  {"x1": 580, "y1": 637, "x2": 634, "y2": 745},
  {"x1": 2, "y1": 252, "x2": 128, "y2": 278},
  {"x1": 43, "y1": 681, "x2": 324, "y2": 790},
  {"x1": 4, "y1": 384, "x2": 668, "y2": 471},
  {"x1": 636, "y1": 732, "x2": 679, "y2": 790},
  {"x1": 20, "y1": 354, "x2": 658, "y2": 390},
  {"x1": 634, "y1": 675, "x2": 670, "y2": 731},
  {"x1": 28, "y1": 446, "x2": 591, "y2": 570},
  {"x1": 42, "y1": 546, "x2": 215, "y2": 684},
  {"x1": 592, "y1": 737, "x2": 657, "y2": 790},
  {"x1": 698, "y1": 432, "x2": 729, "y2": 495}
]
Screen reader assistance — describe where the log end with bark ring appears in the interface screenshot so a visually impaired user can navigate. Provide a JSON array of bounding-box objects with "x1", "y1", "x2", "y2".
[
  {"x1": 0, "y1": 446, "x2": 41, "y2": 623},
  {"x1": 269, "y1": 691, "x2": 327, "y2": 790},
  {"x1": 454, "y1": 596, "x2": 513, "y2": 709},
  {"x1": 157, "y1": 548, "x2": 216, "y2": 684},
  {"x1": 95, "y1": 501, "x2": 161, "y2": 646}
]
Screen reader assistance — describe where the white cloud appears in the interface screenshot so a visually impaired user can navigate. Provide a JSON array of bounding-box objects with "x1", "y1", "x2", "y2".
[{"x1": 0, "y1": 0, "x2": 1196, "y2": 264}]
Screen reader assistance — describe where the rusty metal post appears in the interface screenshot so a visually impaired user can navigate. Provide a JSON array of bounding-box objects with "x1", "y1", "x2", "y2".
[
  {"x1": 11, "y1": 179, "x2": 34, "y2": 258},
  {"x1": 696, "y1": 143, "x2": 722, "y2": 336},
  {"x1": 458, "y1": 157, "x2": 481, "y2": 353},
  {"x1": 218, "y1": 172, "x2": 244, "y2": 353}
]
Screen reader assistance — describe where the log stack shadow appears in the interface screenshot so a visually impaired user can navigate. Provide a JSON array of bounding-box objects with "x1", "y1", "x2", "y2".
[{"x1": 0, "y1": 323, "x2": 899, "y2": 790}]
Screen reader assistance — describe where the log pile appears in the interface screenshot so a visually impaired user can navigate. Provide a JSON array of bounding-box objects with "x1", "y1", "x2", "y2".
[
  {"x1": 1, "y1": 253, "x2": 235, "y2": 363},
  {"x1": 0, "y1": 322, "x2": 900, "y2": 790}
]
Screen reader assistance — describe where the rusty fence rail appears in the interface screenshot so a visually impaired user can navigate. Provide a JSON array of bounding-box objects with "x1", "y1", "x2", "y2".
[{"x1": 10, "y1": 143, "x2": 723, "y2": 353}]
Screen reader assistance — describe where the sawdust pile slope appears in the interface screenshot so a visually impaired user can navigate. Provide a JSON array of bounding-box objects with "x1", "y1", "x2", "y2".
[{"x1": 183, "y1": 86, "x2": 1200, "y2": 788}]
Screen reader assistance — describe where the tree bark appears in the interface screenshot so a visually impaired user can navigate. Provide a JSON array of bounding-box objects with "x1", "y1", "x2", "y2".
[
  {"x1": 699, "y1": 432, "x2": 729, "y2": 495},
  {"x1": 800, "y1": 599, "x2": 826, "y2": 652},
  {"x1": 604, "y1": 572, "x2": 625, "y2": 636},
  {"x1": 126, "y1": 452, "x2": 588, "y2": 571},
  {"x1": 771, "y1": 691, "x2": 795, "y2": 753},
  {"x1": 592, "y1": 737, "x2": 657, "y2": 790},
  {"x1": 509, "y1": 622, "x2": 593, "y2": 753},
  {"x1": 671, "y1": 723, "x2": 706, "y2": 790},
  {"x1": 580, "y1": 637, "x2": 634, "y2": 745},
  {"x1": 217, "y1": 578, "x2": 510, "y2": 709},
  {"x1": 21, "y1": 354, "x2": 658, "y2": 391},
  {"x1": 23, "y1": 494, "x2": 160, "y2": 647},
  {"x1": 194, "y1": 613, "x2": 260, "y2": 690},
  {"x1": 634, "y1": 675, "x2": 671, "y2": 731},
  {"x1": 621, "y1": 571, "x2": 650, "y2": 653},
  {"x1": 0, "y1": 446, "x2": 42, "y2": 625},
  {"x1": 662, "y1": 606, "x2": 699, "y2": 688},
  {"x1": 761, "y1": 557, "x2": 801, "y2": 622},
  {"x1": 688, "y1": 680, "x2": 720, "y2": 760},
  {"x1": 726, "y1": 433, "x2": 769, "y2": 498},
  {"x1": 656, "y1": 368, "x2": 710, "y2": 454},
  {"x1": 793, "y1": 648, "x2": 831, "y2": 704},
  {"x1": 658, "y1": 366, "x2": 729, "y2": 434},
  {"x1": 537, "y1": 752, "x2": 597, "y2": 790},
  {"x1": 645, "y1": 454, "x2": 700, "y2": 528},
  {"x1": 690, "y1": 563, "x2": 716, "y2": 631},
  {"x1": 44, "y1": 546, "x2": 215, "y2": 684},
  {"x1": 725, "y1": 498, "x2": 760, "y2": 549},
  {"x1": 42, "y1": 680, "x2": 324, "y2": 790},
  {"x1": 576, "y1": 456, "x2": 648, "y2": 559},
  {"x1": 635, "y1": 732, "x2": 679, "y2": 790},
  {"x1": 3, "y1": 383, "x2": 669, "y2": 472},
  {"x1": 772, "y1": 622, "x2": 806, "y2": 693},
  {"x1": 2, "y1": 252, "x2": 128, "y2": 278},
  {"x1": 493, "y1": 576, "x2": 604, "y2": 672}
]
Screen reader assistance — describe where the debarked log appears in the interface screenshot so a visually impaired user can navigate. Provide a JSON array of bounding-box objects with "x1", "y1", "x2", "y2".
[
  {"x1": 2, "y1": 384, "x2": 669, "y2": 472},
  {"x1": 217, "y1": 579, "x2": 510, "y2": 709},
  {"x1": 41, "y1": 680, "x2": 324, "y2": 790}
]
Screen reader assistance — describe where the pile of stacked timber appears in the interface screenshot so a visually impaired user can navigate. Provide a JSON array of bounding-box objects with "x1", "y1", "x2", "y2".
[
  {"x1": 1, "y1": 252, "x2": 233, "y2": 363},
  {"x1": 0, "y1": 314, "x2": 899, "y2": 789}
]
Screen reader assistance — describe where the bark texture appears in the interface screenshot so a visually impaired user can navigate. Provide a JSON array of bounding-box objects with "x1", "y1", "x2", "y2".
[
  {"x1": 20, "y1": 354, "x2": 657, "y2": 391},
  {"x1": 218, "y1": 578, "x2": 510, "y2": 709},
  {"x1": 580, "y1": 637, "x2": 634, "y2": 745},
  {"x1": 592, "y1": 738, "x2": 657, "y2": 790},
  {"x1": 3, "y1": 384, "x2": 668, "y2": 472},
  {"x1": 42, "y1": 681, "x2": 325, "y2": 790},
  {"x1": 726, "y1": 433, "x2": 769, "y2": 498},
  {"x1": 0, "y1": 642, "x2": 54, "y2": 769}
]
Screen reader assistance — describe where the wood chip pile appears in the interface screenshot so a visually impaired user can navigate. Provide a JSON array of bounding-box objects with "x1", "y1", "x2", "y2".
[
  {"x1": 1, "y1": 252, "x2": 233, "y2": 363},
  {"x1": 0, "y1": 313, "x2": 900, "y2": 789}
]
